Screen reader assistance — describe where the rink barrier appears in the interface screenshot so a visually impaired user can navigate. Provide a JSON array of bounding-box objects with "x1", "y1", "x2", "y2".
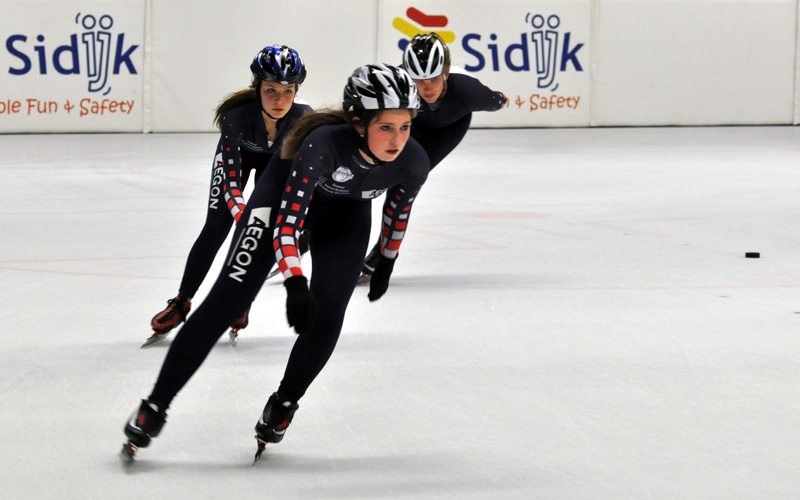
[{"x1": 1, "y1": 0, "x2": 799, "y2": 133}]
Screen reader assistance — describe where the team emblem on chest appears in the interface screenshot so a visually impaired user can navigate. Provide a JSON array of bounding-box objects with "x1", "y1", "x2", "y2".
[{"x1": 331, "y1": 166, "x2": 354, "y2": 183}]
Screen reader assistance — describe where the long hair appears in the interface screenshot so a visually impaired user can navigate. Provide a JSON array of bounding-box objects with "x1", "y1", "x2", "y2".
[
  {"x1": 213, "y1": 81, "x2": 258, "y2": 130},
  {"x1": 213, "y1": 80, "x2": 302, "y2": 130},
  {"x1": 281, "y1": 108, "x2": 380, "y2": 159}
]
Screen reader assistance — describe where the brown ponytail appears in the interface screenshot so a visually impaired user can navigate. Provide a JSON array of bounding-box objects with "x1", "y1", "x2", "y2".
[
  {"x1": 282, "y1": 109, "x2": 381, "y2": 159},
  {"x1": 213, "y1": 82, "x2": 258, "y2": 130}
]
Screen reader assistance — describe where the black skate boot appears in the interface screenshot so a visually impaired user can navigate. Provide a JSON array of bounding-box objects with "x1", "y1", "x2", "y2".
[
  {"x1": 121, "y1": 399, "x2": 168, "y2": 463},
  {"x1": 253, "y1": 393, "x2": 299, "y2": 463},
  {"x1": 359, "y1": 241, "x2": 381, "y2": 283},
  {"x1": 142, "y1": 295, "x2": 191, "y2": 347},
  {"x1": 229, "y1": 307, "x2": 250, "y2": 346}
]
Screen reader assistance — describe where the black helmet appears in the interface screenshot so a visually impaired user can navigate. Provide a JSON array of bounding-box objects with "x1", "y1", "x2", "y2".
[
  {"x1": 342, "y1": 64, "x2": 420, "y2": 112},
  {"x1": 402, "y1": 33, "x2": 450, "y2": 80},
  {"x1": 250, "y1": 45, "x2": 307, "y2": 85}
]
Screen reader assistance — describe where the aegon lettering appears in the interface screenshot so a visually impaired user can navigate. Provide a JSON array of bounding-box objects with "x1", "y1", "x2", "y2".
[
  {"x1": 209, "y1": 154, "x2": 224, "y2": 209},
  {"x1": 228, "y1": 214, "x2": 269, "y2": 282}
]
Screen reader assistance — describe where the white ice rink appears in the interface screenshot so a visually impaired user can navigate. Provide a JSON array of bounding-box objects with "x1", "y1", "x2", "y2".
[{"x1": 1, "y1": 126, "x2": 799, "y2": 499}]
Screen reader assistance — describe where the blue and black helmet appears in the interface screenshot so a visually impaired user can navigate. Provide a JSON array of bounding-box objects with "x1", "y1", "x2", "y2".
[{"x1": 250, "y1": 45, "x2": 307, "y2": 85}]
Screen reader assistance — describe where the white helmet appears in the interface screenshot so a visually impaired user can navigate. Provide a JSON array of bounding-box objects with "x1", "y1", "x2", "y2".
[
  {"x1": 402, "y1": 33, "x2": 450, "y2": 80},
  {"x1": 342, "y1": 64, "x2": 420, "y2": 112}
]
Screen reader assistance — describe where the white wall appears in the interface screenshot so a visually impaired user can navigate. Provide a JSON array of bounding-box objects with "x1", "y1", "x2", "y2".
[
  {"x1": 148, "y1": 0, "x2": 377, "y2": 132},
  {"x1": 0, "y1": 0, "x2": 798, "y2": 132},
  {"x1": 592, "y1": 0, "x2": 797, "y2": 126}
]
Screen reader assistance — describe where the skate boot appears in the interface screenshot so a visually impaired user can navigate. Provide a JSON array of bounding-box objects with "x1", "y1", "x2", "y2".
[
  {"x1": 142, "y1": 295, "x2": 191, "y2": 348},
  {"x1": 121, "y1": 399, "x2": 168, "y2": 463},
  {"x1": 252, "y1": 393, "x2": 299, "y2": 463},
  {"x1": 229, "y1": 308, "x2": 250, "y2": 346},
  {"x1": 266, "y1": 231, "x2": 311, "y2": 280},
  {"x1": 297, "y1": 230, "x2": 310, "y2": 257},
  {"x1": 359, "y1": 241, "x2": 381, "y2": 283}
]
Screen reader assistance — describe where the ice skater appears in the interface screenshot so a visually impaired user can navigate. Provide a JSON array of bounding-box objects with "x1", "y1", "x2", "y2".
[
  {"x1": 144, "y1": 45, "x2": 312, "y2": 348},
  {"x1": 121, "y1": 64, "x2": 428, "y2": 463},
  {"x1": 361, "y1": 32, "x2": 507, "y2": 277}
]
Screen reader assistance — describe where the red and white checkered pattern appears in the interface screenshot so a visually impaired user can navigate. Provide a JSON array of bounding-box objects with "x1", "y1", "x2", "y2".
[
  {"x1": 274, "y1": 167, "x2": 314, "y2": 278},
  {"x1": 380, "y1": 186, "x2": 417, "y2": 259},
  {"x1": 219, "y1": 128, "x2": 247, "y2": 221}
]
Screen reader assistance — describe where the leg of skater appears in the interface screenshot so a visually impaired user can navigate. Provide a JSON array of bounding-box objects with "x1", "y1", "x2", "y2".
[
  {"x1": 125, "y1": 201, "x2": 277, "y2": 455},
  {"x1": 255, "y1": 198, "x2": 371, "y2": 448},
  {"x1": 144, "y1": 174, "x2": 242, "y2": 346}
]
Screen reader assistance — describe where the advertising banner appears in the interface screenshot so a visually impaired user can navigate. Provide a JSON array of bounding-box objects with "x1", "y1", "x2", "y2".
[
  {"x1": 0, "y1": 0, "x2": 144, "y2": 133},
  {"x1": 378, "y1": 0, "x2": 591, "y2": 127}
]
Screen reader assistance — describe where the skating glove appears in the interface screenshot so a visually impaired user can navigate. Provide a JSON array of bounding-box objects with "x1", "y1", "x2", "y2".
[
  {"x1": 368, "y1": 254, "x2": 396, "y2": 302},
  {"x1": 284, "y1": 275, "x2": 317, "y2": 334}
]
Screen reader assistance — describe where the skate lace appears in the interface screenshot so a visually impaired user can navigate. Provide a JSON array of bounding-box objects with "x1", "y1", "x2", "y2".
[{"x1": 159, "y1": 298, "x2": 188, "y2": 323}]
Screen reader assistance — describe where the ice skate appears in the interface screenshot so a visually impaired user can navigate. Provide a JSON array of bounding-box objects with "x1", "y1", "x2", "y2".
[
  {"x1": 358, "y1": 242, "x2": 380, "y2": 284},
  {"x1": 228, "y1": 308, "x2": 250, "y2": 346},
  {"x1": 142, "y1": 295, "x2": 191, "y2": 348},
  {"x1": 121, "y1": 399, "x2": 168, "y2": 463},
  {"x1": 252, "y1": 393, "x2": 299, "y2": 464}
]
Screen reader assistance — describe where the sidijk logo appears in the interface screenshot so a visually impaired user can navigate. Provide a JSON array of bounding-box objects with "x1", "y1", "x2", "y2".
[
  {"x1": 5, "y1": 13, "x2": 139, "y2": 95},
  {"x1": 393, "y1": 8, "x2": 584, "y2": 92}
]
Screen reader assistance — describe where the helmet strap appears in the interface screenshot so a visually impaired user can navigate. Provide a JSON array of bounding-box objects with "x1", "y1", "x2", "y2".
[
  {"x1": 356, "y1": 130, "x2": 383, "y2": 164},
  {"x1": 439, "y1": 73, "x2": 449, "y2": 100},
  {"x1": 261, "y1": 108, "x2": 279, "y2": 121},
  {"x1": 255, "y1": 80, "x2": 280, "y2": 121}
]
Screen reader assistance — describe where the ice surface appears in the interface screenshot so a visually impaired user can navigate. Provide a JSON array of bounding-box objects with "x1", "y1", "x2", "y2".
[{"x1": 1, "y1": 127, "x2": 799, "y2": 499}]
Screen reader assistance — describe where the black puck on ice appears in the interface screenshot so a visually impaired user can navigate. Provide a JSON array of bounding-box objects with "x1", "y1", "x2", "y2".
[{"x1": 745, "y1": 252, "x2": 760, "y2": 258}]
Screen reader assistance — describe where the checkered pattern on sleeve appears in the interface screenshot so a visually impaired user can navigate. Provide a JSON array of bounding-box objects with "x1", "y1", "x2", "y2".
[
  {"x1": 220, "y1": 120, "x2": 246, "y2": 222},
  {"x1": 273, "y1": 148, "x2": 321, "y2": 279},
  {"x1": 379, "y1": 184, "x2": 420, "y2": 259}
]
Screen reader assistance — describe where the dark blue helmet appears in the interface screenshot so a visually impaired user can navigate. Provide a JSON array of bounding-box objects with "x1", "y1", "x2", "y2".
[{"x1": 250, "y1": 45, "x2": 307, "y2": 85}]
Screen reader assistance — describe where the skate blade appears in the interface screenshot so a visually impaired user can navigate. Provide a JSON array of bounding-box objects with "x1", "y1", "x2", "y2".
[
  {"x1": 229, "y1": 329, "x2": 239, "y2": 346},
  {"x1": 253, "y1": 439, "x2": 267, "y2": 465},
  {"x1": 357, "y1": 273, "x2": 372, "y2": 285},
  {"x1": 141, "y1": 332, "x2": 168, "y2": 348},
  {"x1": 120, "y1": 442, "x2": 137, "y2": 464},
  {"x1": 265, "y1": 265, "x2": 281, "y2": 281}
]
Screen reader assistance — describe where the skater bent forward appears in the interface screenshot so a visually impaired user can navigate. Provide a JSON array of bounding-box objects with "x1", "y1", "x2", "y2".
[
  {"x1": 121, "y1": 64, "x2": 428, "y2": 462},
  {"x1": 143, "y1": 45, "x2": 312, "y2": 348},
  {"x1": 361, "y1": 32, "x2": 507, "y2": 276}
]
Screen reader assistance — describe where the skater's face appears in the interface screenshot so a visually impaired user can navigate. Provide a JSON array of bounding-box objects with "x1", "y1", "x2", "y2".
[
  {"x1": 259, "y1": 81, "x2": 296, "y2": 119},
  {"x1": 415, "y1": 73, "x2": 447, "y2": 103},
  {"x1": 358, "y1": 109, "x2": 413, "y2": 163}
]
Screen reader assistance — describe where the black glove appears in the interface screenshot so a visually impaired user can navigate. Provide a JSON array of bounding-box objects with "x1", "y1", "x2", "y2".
[
  {"x1": 283, "y1": 275, "x2": 316, "y2": 334},
  {"x1": 368, "y1": 254, "x2": 396, "y2": 302}
]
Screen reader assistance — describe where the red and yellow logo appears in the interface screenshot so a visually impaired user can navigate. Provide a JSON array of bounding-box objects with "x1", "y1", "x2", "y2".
[{"x1": 392, "y1": 7, "x2": 455, "y2": 50}]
